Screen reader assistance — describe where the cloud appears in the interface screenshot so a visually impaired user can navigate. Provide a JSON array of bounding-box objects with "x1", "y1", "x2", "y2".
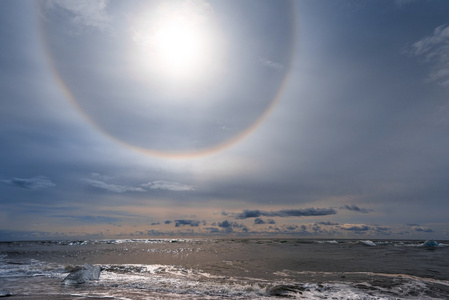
[
  {"x1": 254, "y1": 218, "x2": 265, "y2": 225},
  {"x1": 234, "y1": 208, "x2": 336, "y2": 219},
  {"x1": 374, "y1": 226, "x2": 391, "y2": 233},
  {"x1": 285, "y1": 225, "x2": 298, "y2": 231},
  {"x1": 82, "y1": 176, "x2": 195, "y2": 193},
  {"x1": 205, "y1": 227, "x2": 220, "y2": 233},
  {"x1": 409, "y1": 24, "x2": 449, "y2": 86},
  {"x1": 217, "y1": 220, "x2": 232, "y2": 228},
  {"x1": 83, "y1": 179, "x2": 146, "y2": 193},
  {"x1": 0, "y1": 229, "x2": 104, "y2": 241},
  {"x1": 216, "y1": 220, "x2": 247, "y2": 229},
  {"x1": 0, "y1": 176, "x2": 56, "y2": 189},
  {"x1": 259, "y1": 57, "x2": 284, "y2": 71},
  {"x1": 340, "y1": 224, "x2": 370, "y2": 232},
  {"x1": 339, "y1": 224, "x2": 392, "y2": 235},
  {"x1": 407, "y1": 224, "x2": 434, "y2": 233},
  {"x1": 52, "y1": 215, "x2": 121, "y2": 224},
  {"x1": 90, "y1": 172, "x2": 113, "y2": 181},
  {"x1": 174, "y1": 219, "x2": 200, "y2": 227},
  {"x1": 142, "y1": 180, "x2": 196, "y2": 192},
  {"x1": 340, "y1": 204, "x2": 371, "y2": 213},
  {"x1": 45, "y1": 0, "x2": 111, "y2": 31},
  {"x1": 208, "y1": 220, "x2": 249, "y2": 233},
  {"x1": 317, "y1": 221, "x2": 340, "y2": 226}
]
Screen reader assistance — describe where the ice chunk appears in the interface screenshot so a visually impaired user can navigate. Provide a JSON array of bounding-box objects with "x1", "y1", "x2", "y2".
[
  {"x1": 360, "y1": 240, "x2": 376, "y2": 246},
  {"x1": 421, "y1": 240, "x2": 439, "y2": 247},
  {"x1": 62, "y1": 263, "x2": 101, "y2": 285}
]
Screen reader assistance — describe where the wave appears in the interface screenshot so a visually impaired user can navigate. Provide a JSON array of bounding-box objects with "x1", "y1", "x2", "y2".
[{"x1": 2, "y1": 253, "x2": 449, "y2": 299}]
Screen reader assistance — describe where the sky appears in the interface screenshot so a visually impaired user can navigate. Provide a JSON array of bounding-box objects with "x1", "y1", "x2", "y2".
[{"x1": 1, "y1": 0, "x2": 449, "y2": 241}]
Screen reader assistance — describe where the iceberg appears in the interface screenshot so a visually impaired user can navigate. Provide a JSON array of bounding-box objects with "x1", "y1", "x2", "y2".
[
  {"x1": 360, "y1": 240, "x2": 376, "y2": 246},
  {"x1": 62, "y1": 263, "x2": 101, "y2": 285},
  {"x1": 421, "y1": 240, "x2": 439, "y2": 248}
]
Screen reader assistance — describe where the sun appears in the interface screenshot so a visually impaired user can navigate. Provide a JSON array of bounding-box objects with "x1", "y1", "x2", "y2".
[
  {"x1": 153, "y1": 14, "x2": 205, "y2": 73},
  {"x1": 130, "y1": 0, "x2": 221, "y2": 88}
]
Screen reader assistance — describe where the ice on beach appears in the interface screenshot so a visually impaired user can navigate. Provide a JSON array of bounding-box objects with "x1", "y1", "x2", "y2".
[{"x1": 62, "y1": 263, "x2": 101, "y2": 285}]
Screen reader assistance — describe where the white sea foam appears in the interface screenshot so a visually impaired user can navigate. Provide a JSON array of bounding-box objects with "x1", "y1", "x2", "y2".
[
  {"x1": 315, "y1": 240, "x2": 338, "y2": 244},
  {"x1": 1, "y1": 239, "x2": 449, "y2": 299},
  {"x1": 1, "y1": 259, "x2": 448, "y2": 299}
]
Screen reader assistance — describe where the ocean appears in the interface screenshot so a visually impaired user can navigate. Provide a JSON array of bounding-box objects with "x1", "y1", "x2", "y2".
[{"x1": 0, "y1": 238, "x2": 448, "y2": 299}]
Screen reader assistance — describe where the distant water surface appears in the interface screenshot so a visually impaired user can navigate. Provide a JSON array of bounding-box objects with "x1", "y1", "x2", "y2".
[{"x1": 1, "y1": 238, "x2": 448, "y2": 299}]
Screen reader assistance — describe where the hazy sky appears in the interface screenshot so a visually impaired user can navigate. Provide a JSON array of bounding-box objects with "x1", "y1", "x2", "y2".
[{"x1": 1, "y1": 0, "x2": 449, "y2": 241}]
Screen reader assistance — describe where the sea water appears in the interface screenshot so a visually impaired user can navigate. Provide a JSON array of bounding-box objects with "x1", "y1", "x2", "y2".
[{"x1": 1, "y1": 238, "x2": 448, "y2": 299}]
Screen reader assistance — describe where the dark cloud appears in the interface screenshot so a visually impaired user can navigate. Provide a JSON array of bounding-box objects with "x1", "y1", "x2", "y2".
[
  {"x1": 234, "y1": 208, "x2": 336, "y2": 219},
  {"x1": 407, "y1": 224, "x2": 434, "y2": 233},
  {"x1": 374, "y1": 226, "x2": 391, "y2": 231},
  {"x1": 205, "y1": 227, "x2": 220, "y2": 233},
  {"x1": 217, "y1": 220, "x2": 232, "y2": 228},
  {"x1": 216, "y1": 220, "x2": 247, "y2": 229},
  {"x1": 235, "y1": 210, "x2": 262, "y2": 219},
  {"x1": 285, "y1": 225, "x2": 298, "y2": 231},
  {"x1": 209, "y1": 220, "x2": 249, "y2": 234},
  {"x1": 253, "y1": 218, "x2": 275, "y2": 225},
  {"x1": 318, "y1": 221, "x2": 340, "y2": 226},
  {"x1": 340, "y1": 205, "x2": 371, "y2": 213},
  {"x1": 339, "y1": 224, "x2": 393, "y2": 235},
  {"x1": 147, "y1": 229, "x2": 172, "y2": 236},
  {"x1": 0, "y1": 176, "x2": 55, "y2": 189},
  {"x1": 174, "y1": 220, "x2": 200, "y2": 227},
  {"x1": 254, "y1": 218, "x2": 265, "y2": 225},
  {"x1": 340, "y1": 225, "x2": 370, "y2": 232}
]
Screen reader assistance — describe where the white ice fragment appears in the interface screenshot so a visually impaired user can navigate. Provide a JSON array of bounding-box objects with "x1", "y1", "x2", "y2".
[
  {"x1": 63, "y1": 263, "x2": 101, "y2": 285},
  {"x1": 360, "y1": 240, "x2": 376, "y2": 246}
]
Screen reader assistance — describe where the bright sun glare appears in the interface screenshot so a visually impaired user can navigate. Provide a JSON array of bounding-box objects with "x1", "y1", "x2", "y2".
[
  {"x1": 154, "y1": 16, "x2": 204, "y2": 72},
  {"x1": 131, "y1": 0, "x2": 220, "y2": 89}
]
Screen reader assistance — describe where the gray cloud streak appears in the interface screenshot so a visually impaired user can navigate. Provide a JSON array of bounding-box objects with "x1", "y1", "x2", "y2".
[
  {"x1": 174, "y1": 220, "x2": 201, "y2": 227},
  {"x1": 340, "y1": 205, "x2": 371, "y2": 213},
  {"x1": 234, "y1": 208, "x2": 337, "y2": 219},
  {"x1": 83, "y1": 179, "x2": 146, "y2": 193},
  {"x1": 409, "y1": 24, "x2": 449, "y2": 86},
  {"x1": 142, "y1": 180, "x2": 196, "y2": 192},
  {"x1": 0, "y1": 176, "x2": 56, "y2": 189}
]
